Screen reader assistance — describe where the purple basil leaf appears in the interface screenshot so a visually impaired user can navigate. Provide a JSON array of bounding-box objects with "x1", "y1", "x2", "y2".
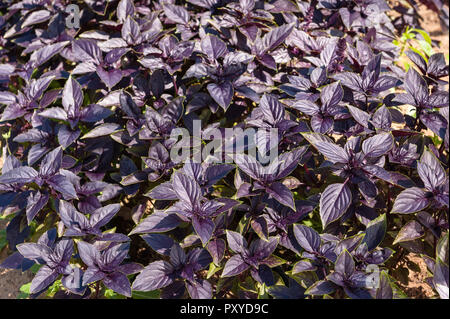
[
  {"x1": 163, "y1": 4, "x2": 189, "y2": 25},
  {"x1": 185, "y1": 278, "x2": 212, "y2": 299},
  {"x1": 305, "y1": 280, "x2": 337, "y2": 296},
  {"x1": 0, "y1": 166, "x2": 38, "y2": 184},
  {"x1": 292, "y1": 260, "x2": 317, "y2": 273},
  {"x1": 362, "y1": 133, "x2": 394, "y2": 158},
  {"x1": 293, "y1": 224, "x2": 321, "y2": 253},
  {"x1": 62, "y1": 77, "x2": 83, "y2": 117},
  {"x1": 192, "y1": 216, "x2": 215, "y2": 246},
  {"x1": 96, "y1": 66, "x2": 123, "y2": 90},
  {"x1": 249, "y1": 237, "x2": 278, "y2": 261},
  {"x1": 221, "y1": 254, "x2": 249, "y2": 277},
  {"x1": 132, "y1": 260, "x2": 174, "y2": 291},
  {"x1": 30, "y1": 265, "x2": 59, "y2": 294},
  {"x1": 266, "y1": 182, "x2": 295, "y2": 210},
  {"x1": 129, "y1": 211, "x2": 181, "y2": 235},
  {"x1": 292, "y1": 100, "x2": 320, "y2": 116},
  {"x1": 206, "y1": 82, "x2": 233, "y2": 111},
  {"x1": 226, "y1": 230, "x2": 248, "y2": 254},
  {"x1": 46, "y1": 174, "x2": 78, "y2": 200},
  {"x1": 172, "y1": 172, "x2": 202, "y2": 206},
  {"x1": 103, "y1": 271, "x2": 132, "y2": 297},
  {"x1": 122, "y1": 16, "x2": 141, "y2": 45},
  {"x1": 260, "y1": 93, "x2": 284, "y2": 124},
  {"x1": 320, "y1": 183, "x2": 352, "y2": 228},
  {"x1": 39, "y1": 147, "x2": 63, "y2": 178},
  {"x1": 417, "y1": 150, "x2": 446, "y2": 191},
  {"x1": 361, "y1": 213, "x2": 386, "y2": 251},
  {"x1": 30, "y1": 42, "x2": 69, "y2": 67},
  {"x1": 73, "y1": 39, "x2": 102, "y2": 65},
  {"x1": 250, "y1": 216, "x2": 269, "y2": 241},
  {"x1": 58, "y1": 126, "x2": 81, "y2": 149},
  {"x1": 405, "y1": 51, "x2": 427, "y2": 74},
  {"x1": 434, "y1": 259, "x2": 449, "y2": 299},
  {"x1": 393, "y1": 220, "x2": 425, "y2": 245},
  {"x1": 419, "y1": 112, "x2": 448, "y2": 140},
  {"x1": 311, "y1": 115, "x2": 334, "y2": 134},
  {"x1": 321, "y1": 82, "x2": 343, "y2": 110},
  {"x1": 58, "y1": 200, "x2": 90, "y2": 231},
  {"x1": 335, "y1": 249, "x2": 355, "y2": 278},
  {"x1": 303, "y1": 133, "x2": 350, "y2": 164},
  {"x1": 90, "y1": 204, "x2": 121, "y2": 229},
  {"x1": 26, "y1": 191, "x2": 49, "y2": 224},
  {"x1": 142, "y1": 234, "x2": 175, "y2": 256},
  {"x1": 16, "y1": 243, "x2": 52, "y2": 262},
  {"x1": 391, "y1": 187, "x2": 430, "y2": 214},
  {"x1": 117, "y1": 0, "x2": 135, "y2": 22},
  {"x1": 81, "y1": 123, "x2": 122, "y2": 139},
  {"x1": 261, "y1": 23, "x2": 294, "y2": 54},
  {"x1": 201, "y1": 35, "x2": 227, "y2": 60},
  {"x1": 347, "y1": 105, "x2": 370, "y2": 128},
  {"x1": 206, "y1": 239, "x2": 226, "y2": 264},
  {"x1": 145, "y1": 182, "x2": 178, "y2": 200}
]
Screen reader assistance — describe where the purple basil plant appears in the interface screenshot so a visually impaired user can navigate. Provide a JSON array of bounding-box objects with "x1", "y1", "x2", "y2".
[{"x1": 0, "y1": 0, "x2": 448, "y2": 300}]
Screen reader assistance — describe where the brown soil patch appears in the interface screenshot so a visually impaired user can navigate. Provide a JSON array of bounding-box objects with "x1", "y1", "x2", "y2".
[
  {"x1": 397, "y1": 5, "x2": 448, "y2": 299},
  {"x1": 418, "y1": 5, "x2": 449, "y2": 54},
  {"x1": 400, "y1": 254, "x2": 437, "y2": 299},
  {"x1": 0, "y1": 220, "x2": 34, "y2": 299}
]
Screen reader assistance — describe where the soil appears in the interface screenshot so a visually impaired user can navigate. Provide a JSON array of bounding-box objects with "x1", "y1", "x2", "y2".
[
  {"x1": 0, "y1": 4, "x2": 448, "y2": 300},
  {"x1": 0, "y1": 220, "x2": 34, "y2": 299},
  {"x1": 417, "y1": 5, "x2": 449, "y2": 54},
  {"x1": 399, "y1": 4, "x2": 449, "y2": 299},
  {"x1": 400, "y1": 254, "x2": 436, "y2": 298}
]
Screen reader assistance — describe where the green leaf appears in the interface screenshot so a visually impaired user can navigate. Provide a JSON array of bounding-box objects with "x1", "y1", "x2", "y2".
[
  {"x1": 30, "y1": 263, "x2": 42, "y2": 274},
  {"x1": 46, "y1": 279, "x2": 62, "y2": 297},
  {"x1": 207, "y1": 262, "x2": 222, "y2": 279},
  {"x1": 131, "y1": 290, "x2": 160, "y2": 299},
  {"x1": 16, "y1": 292, "x2": 29, "y2": 299},
  {"x1": 0, "y1": 229, "x2": 7, "y2": 250},
  {"x1": 104, "y1": 288, "x2": 123, "y2": 299},
  {"x1": 409, "y1": 47, "x2": 428, "y2": 62},
  {"x1": 417, "y1": 40, "x2": 434, "y2": 57},
  {"x1": 436, "y1": 233, "x2": 449, "y2": 265},
  {"x1": 20, "y1": 282, "x2": 31, "y2": 294},
  {"x1": 411, "y1": 29, "x2": 432, "y2": 45},
  {"x1": 236, "y1": 214, "x2": 251, "y2": 234}
]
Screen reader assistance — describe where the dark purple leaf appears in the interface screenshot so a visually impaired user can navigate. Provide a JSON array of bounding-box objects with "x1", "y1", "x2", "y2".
[
  {"x1": 132, "y1": 261, "x2": 174, "y2": 291},
  {"x1": 417, "y1": 150, "x2": 446, "y2": 191},
  {"x1": 129, "y1": 211, "x2": 181, "y2": 235},
  {"x1": 192, "y1": 216, "x2": 215, "y2": 245},
  {"x1": 0, "y1": 166, "x2": 38, "y2": 184},
  {"x1": 201, "y1": 35, "x2": 227, "y2": 60},
  {"x1": 361, "y1": 213, "x2": 386, "y2": 251},
  {"x1": 207, "y1": 82, "x2": 233, "y2": 111},
  {"x1": 391, "y1": 187, "x2": 430, "y2": 214},
  {"x1": 221, "y1": 254, "x2": 249, "y2": 277},
  {"x1": 320, "y1": 183, "x2": 352, "y2": 228},
  {"x1": 26, "y1": 191, "x2": 49, "y2": 224},
  {"x1": 164, "y1": 4, "x2": 189, "y2": 25},
  {"x1": 362, "y1": 133, "x2": 394, "y2": 158},
  {"x1": 293, "y1": 224, "x2": 321, "y2": 253},
  {"x1": 266, "y1": 182, "x2": 295, "y2": 210},
  {"x1": 393, "y1": 220, "x2": 425, "y2": 245}
]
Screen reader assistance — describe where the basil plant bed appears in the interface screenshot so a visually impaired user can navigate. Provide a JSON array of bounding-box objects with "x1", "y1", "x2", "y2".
[{"x1": 0, "y1": 0, "x2": 448, "y2": 299}]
